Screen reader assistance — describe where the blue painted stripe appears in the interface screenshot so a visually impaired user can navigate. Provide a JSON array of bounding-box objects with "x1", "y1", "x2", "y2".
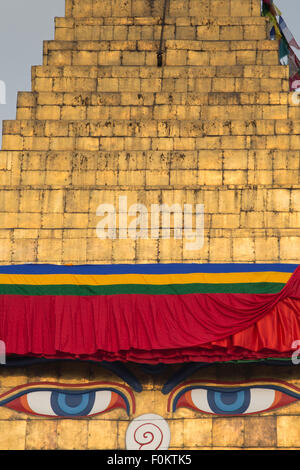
[{"x1": 0, "y1": 264, "x2": 297, "y2": 275}]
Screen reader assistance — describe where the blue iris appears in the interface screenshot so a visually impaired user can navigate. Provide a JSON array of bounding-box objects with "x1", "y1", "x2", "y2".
[
  {"x1": 207, "y1": 389, "x2": 250, "y2": 414},
  {"x1": 51, "y1": 391, "x2": 95, "y2": 416}
]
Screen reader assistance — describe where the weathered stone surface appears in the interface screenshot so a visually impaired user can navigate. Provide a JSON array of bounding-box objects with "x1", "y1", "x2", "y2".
[{"x1": 0, "y1": 0, "x2": 300, "y2": 451}]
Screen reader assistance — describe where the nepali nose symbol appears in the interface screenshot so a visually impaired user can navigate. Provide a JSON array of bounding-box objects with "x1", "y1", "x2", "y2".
[{"x1": 126, "y1": 413, "x2": 171, "y2": 450}]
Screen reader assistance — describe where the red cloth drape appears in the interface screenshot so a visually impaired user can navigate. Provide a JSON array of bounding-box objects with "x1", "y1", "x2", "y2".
[{"x1": 1, "y1": 266, "x2": 300, "y2": 363}]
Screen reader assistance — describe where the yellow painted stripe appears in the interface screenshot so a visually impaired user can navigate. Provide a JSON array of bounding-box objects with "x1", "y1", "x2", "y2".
[{"x1": 0, "y1": 272, "x2": 292, "y2": 286}]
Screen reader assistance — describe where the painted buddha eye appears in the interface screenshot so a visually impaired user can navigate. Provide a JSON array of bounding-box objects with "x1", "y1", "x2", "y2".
[
  {"x1": 168, "y1": 381, "x2": 300, "y2": 416},
  {"x1": 0, "y1": 382, "x2": 135, "y2": 418}
]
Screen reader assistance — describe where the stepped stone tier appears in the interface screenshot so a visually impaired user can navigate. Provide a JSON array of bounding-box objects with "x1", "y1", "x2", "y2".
[
  {"x1": 1, "y1": 0, "x2": 299, "y2": 265},
  {"x1": 1, "y1": 0, "x2": 300, "y2": 451}
]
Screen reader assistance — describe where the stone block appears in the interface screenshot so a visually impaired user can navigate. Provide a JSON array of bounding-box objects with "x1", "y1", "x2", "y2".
[
  {"x1": 88, "y1": 420, "x2": 118, "y2": 450},
  {"x1": 0, "y1": 421, "x2": 27, "y2": 450},
  {"x1": 277, "y1": 416, "x2": 300, "y2": 448},
  {"x1": 212, "y1": 418, "x2": 244, "y2": 447},
  {"x1": 183, "y1": 418, "x2": 212, "y2": 448},
  {"x1": 57, "y1": 420, "x2": 88, "y2": 450},
  {"x1": 26, "y1": 421, "x2": 58, "y2": 450}
]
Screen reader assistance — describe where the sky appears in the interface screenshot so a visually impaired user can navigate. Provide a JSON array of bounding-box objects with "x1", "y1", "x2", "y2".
[
  {"x1": 0, "y1": 0, "x2": 299, "y2": 147},
  {"x1": 0, "y1": 0, "x2": 65, "y2": 145}
]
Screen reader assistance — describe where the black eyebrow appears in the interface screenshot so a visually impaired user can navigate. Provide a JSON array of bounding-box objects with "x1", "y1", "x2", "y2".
[
  {"x1": 162, "y1": 359, "x2": 297, "y2": 394},
  {"x1": 0, "y1": 357, "x2": 142, "y2": 393}
]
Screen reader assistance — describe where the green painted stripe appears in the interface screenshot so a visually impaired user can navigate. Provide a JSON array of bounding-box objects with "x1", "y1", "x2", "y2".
[
  {"x1": 225, "y1": 357, "x2": 292, "y2": 364},
  {"x1": 0, "y1": 282, "x2": 286, "y2": 296}
]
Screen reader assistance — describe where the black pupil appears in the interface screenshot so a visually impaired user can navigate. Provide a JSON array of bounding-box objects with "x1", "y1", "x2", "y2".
[
  {"x1": 220, "y1": 392, "x2": 238, "y2": 405},
  {"x1": 65, "y1": 394, "x2": 83, "y2": 408}
]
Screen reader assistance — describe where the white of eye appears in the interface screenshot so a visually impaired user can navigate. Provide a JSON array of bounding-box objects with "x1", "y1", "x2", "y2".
[
  {"x1": 88, "y1": 390, "x2": 112, "y2": 415},
  {"x1": 190, "y1": 389, "x2": 211, "y2": 413},
  {"x1": 244, "y1": 388, "x2": 275, "y2": 414},
  {"x1": 27, "y1": 391, "x2": 57, "y2": 416}
]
